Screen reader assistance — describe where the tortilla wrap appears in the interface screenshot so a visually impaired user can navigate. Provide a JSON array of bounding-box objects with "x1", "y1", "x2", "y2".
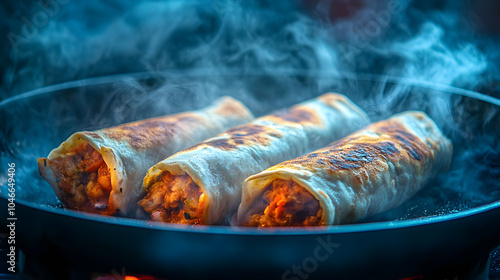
[
  {"x1": 140, "y1": 93, "x2": 371, "y2": 225},
  {"x1": 38, "y1": 96, "x2": 254, "y2": 216},
  {"x1": 238, "y1": 111, "x2": 452, "y2": 226}
]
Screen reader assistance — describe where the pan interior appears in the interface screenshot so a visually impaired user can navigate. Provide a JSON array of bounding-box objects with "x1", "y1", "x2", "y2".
[{"x1": 1, "y1": 70, "x2": 499, "y2": 230}]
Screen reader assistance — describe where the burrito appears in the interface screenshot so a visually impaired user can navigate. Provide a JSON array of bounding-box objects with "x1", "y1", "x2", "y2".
[
  {"x1": 237, "y1": 111, "x2": 453, "y2": 227},
  {"x1": 139, "y1": 93, "x2": 370, "y2": 225},
  {"x1": 37, "y1": 96, "x2": 254, "y2": 216}
]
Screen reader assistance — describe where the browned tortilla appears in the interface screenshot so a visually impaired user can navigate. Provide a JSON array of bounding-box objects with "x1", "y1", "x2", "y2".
[
  {"x1": 37, "y1": 96, "x2": 254, "y2": 216},
  {"x1": 140, "y1": 93, "x2": 371, "y2": 225},
  {"x1": 238, "y1": 111, "x2": 453, "y2": 226}
]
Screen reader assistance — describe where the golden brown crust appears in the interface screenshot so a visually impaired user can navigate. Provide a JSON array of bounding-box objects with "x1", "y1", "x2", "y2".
[
  {"x1": 184, "y1": 124, "x2": 284, "y2": 152},
  {"x1": 183, "y1": 105, "x2": 325, "y2": 152},
  {"x1": 102, "y1": 114, "x2": 203, "y2": 150},
  {"x1": 264, "y1": 106, "x2": 322, "y2": 127},
  {"x1": 142, "y1": 93, "x2": 371, "y2": 225},
  {"x1": 268, "y1": 120, "x2": 432, "y2": 175},
  {"x1": 39, "y1": 96, "x2": 255, "y2": 217},
  {"x1": 238, "y1": 111, "x2": 451, "y2": 226},
  {"x1": 81, "y1": 131, "x2": 104, "y2": 140}
]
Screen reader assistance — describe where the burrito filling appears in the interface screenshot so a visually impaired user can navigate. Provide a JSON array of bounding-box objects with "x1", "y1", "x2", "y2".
[
  {"x1": 139, "y1": 172, "x2": 206, "y2": 225},
  {"x1": 242, "y1": 179, "x2": 322, "y2": 227},
  {"x1": 46, "y1": 143, "x2": 112, "y2": 213}
]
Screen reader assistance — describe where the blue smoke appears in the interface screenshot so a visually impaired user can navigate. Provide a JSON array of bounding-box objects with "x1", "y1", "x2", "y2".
[{"x1": 2, "y1": 0, "x2": 499, "y2": 98}]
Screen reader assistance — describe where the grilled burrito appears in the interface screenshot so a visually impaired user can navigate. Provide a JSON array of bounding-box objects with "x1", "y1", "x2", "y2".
[
  {"x1": 237, "y1": 111, "x2": 453, "y2": 227},
  {"x1": 139, "y1": 93, "x2": 371, "y2": 225},
  {"x1": 37, "y1": 96, "x2": 254, "y2": 216}
]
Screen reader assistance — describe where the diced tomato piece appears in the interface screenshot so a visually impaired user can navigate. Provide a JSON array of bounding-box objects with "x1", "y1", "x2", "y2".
[
  {"x1": 97, "y1": 165, "x2": 112, "y2": 191},
  {"x1": 86, "y1": 158, "x2": 104, "y2": 173}
]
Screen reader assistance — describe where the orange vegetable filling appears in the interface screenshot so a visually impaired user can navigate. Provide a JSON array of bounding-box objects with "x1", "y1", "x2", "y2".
[
  {"x1": 242, "y1": 179, "x2": 322, "y2": 227},
  {"x1": 138, "y1": 172, "x2": 206, "y2": 225},
  {"x1": 49, "y1": 143, "x2": 112, "y2": 213}
]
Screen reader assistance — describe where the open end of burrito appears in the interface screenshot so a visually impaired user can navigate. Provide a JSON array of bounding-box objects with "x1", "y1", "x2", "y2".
[
  {"x1": 138, "y1": 171, "x2": 207, "y2": 225},
  {"x1": 38, "y1": 143, "x2": 113, "y2": 214},
  {"x1": 240, "y1": 179, "x2": 323, "y2": 227}
]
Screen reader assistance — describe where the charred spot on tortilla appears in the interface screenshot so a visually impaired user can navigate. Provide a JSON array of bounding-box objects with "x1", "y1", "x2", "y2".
[
  {"x1": 317, "y1": 159, "x2": 326, "y2": 165},
  {"x1": 271, "y1": 107, "x2": 322, "y2": 126},
  {"x1": 121, "y1": 120, "x2": 169, "y2": 131},
  {"x1": 340, "y1": 147, "x2": 375, "y2": 163},
  {"x1": 328, "y1": 158, "x2": 361, "y2": 171},
  {"x1": 83, "y1": 132, "x2": 104, "y2": 140},
  {"x1": 306, "y1": 153, "x2": 319, "y2": 159},
  {"x1": 121, "y1": 116, "x2": 200, "y2": 133},
  {"x1": 376, "y1": 122, "x2": 430, "y2": 161},
  {"x1": 198, "y1": 138, "x2": 238, "y2": 150},
  {"x1": 189, "y1": 124, "x2": 283, "y2": 151},
  {"x1": 273, "y1": 139, "x2": 408, "y2": 173},
  {"x1": 394, "y1": 134, "x2": 424, "y2": 160},
  {"x1": 227, "y1": 124, "x2": 268, "y2": 136},
  {"x1": 103, "y1": 121, "x2": 180, "y2": 150},
  {"x1": 314, "y1": 121, "x2": 430, "y2": 165},
  {"x1": 373, "y1": 141, "x2": 400, "y2": 158},
  {"x1": 321, "y1": 142, "x2": 409, "y2": 173},
  {"x1": 102, "y1": 116, "x2": 202, "y2": 149}
]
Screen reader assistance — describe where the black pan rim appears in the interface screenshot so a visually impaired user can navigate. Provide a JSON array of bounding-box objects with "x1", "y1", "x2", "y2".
[
  {"x1": 1, "y1": 69, "x2": 499, "y2": 107},
  {"x1": 4, "y1": 196, "x2": 500, "y2": 236}
]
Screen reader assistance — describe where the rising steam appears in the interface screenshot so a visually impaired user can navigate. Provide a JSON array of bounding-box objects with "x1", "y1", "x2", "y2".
[{"x1": 3, "y1": 0, "x2": 497, "y2": 96}]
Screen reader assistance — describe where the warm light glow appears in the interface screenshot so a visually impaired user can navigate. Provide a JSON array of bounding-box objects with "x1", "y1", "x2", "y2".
[{"x1": 398, "y1": 276, "x2": 423, "y2": 280}]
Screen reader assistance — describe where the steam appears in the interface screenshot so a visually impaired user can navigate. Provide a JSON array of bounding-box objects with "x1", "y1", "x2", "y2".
[
  {"x1": 4, "y1": 1, "x2": 498, "y2": 95},
  {"x1": 2, "y1": 0, "x2": 499, "y2": 219}
]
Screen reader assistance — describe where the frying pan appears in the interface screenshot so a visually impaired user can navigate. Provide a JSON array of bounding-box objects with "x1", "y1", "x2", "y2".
[{"x1": 1, "y1": 70, "x2": 499, "y2": 280}]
